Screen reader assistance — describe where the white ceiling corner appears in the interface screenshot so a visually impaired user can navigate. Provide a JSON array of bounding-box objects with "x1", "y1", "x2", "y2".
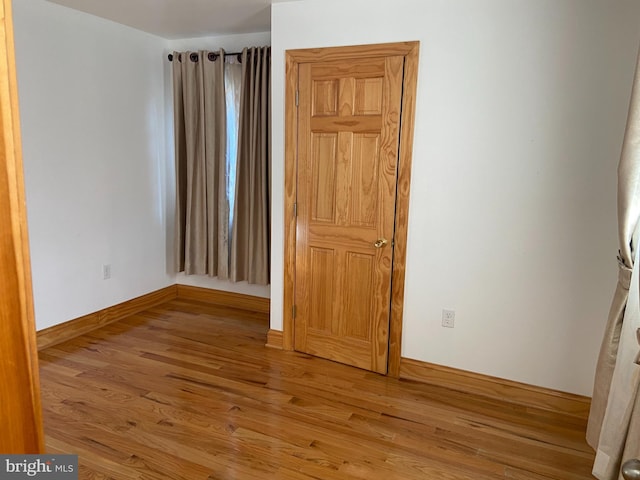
[{"x1": 45, "y1": 0, "x2": 301, "y2": 39}]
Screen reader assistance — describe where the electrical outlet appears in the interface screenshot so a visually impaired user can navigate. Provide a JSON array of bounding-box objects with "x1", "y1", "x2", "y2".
[
  {"x1": 103, "y1": 264, "x2": 111, "y2": 280},
  {"x1": 442, "y1": 309, "x2": 455, "y2": 328}
]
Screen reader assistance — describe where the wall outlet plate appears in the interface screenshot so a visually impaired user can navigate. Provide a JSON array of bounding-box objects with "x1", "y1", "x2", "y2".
[{"x1": 442, "y1": 309, "x2": 455, "y2": 328}]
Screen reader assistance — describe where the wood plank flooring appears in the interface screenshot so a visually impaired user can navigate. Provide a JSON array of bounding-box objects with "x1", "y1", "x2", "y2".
[{"x1": 38, "y1": 299, "x2": 596, "y2": 479}]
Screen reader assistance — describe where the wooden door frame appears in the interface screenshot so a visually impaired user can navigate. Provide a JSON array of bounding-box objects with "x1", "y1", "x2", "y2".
[
  {"x1": 283, "y1": 41, "x2": 419, "y2": 377},
  {"x1": 0, "y1": 0, "x2": 45, "y2": 452}
]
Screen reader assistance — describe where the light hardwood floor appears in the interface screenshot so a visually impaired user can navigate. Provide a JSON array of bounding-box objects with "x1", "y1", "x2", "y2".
[{"x1": 38, "y1": 299, "x2": 595, "y2": 479}]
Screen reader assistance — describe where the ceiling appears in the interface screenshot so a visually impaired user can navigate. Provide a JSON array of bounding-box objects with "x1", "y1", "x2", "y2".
[{"x1": 45, "y1": 0, "x2": 297, "y2": 39}]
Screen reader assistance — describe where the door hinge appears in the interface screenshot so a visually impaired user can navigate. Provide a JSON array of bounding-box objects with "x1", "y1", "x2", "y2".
[
  {"x1": 292, "y1": 305, "x2": 297, "y2": 319},
  {"x1": 293, "y1": 202, "x2": 298, "y2": 217},
  {"x1": 295, "y1": 89, "x2": 299, "y2": 107}
]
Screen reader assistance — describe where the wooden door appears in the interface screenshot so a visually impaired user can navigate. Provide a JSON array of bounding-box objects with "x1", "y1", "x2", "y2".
[
  {"x1": 0, "y1": 0, "x2": 45, "y2": 453},
  {"x1": 294, "y1": 55, "x2": 404, "y2": 373}
]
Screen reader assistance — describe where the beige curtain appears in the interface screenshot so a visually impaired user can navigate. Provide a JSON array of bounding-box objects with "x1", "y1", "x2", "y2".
[
  {"x1": 587, "y1": 46, "x2": 640, "y2": 480},
  {"x1": 172, "y1": 50, "x2": 229, "y2": 278},
  {"x1": 230, "y1": 47, "x2": 271, "y2": 285}
]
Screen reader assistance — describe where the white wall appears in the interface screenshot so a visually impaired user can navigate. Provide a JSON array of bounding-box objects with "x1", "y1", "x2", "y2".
[
  {"x1": 13, "y1": 3, "x2": 271, "y2": 332},
  {"x1": 167, "y1": 31, "x2": 270, "y2": 54},
  {"x1": 14, "y1": 0, "x2": 638, "y2": 395},
  {"x1": 271, "y1": 0, "x2": 640, "y2": 395},
  {"x1": 13, "y1": 0, "x2": 173, "y2": 330},
  {"x1": 165, "y1": 31, "x2": 271, "y2": 299}
]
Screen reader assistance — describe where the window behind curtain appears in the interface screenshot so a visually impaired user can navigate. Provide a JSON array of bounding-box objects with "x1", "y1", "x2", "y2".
[
  {"x1": 172, "y1": 47, "x2": 270, "y2": 284},
  {"x1": 224, "y1": 59, "x2": 242, "y2": 243}
]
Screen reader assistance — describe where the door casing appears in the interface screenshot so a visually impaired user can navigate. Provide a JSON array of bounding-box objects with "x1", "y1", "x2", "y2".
[
  {"x1": 283, "y1": 41, "x2": 419, "y2": 376},
  {"x1": 0, "y1": 0, "x2": 45, "y2": 453}
]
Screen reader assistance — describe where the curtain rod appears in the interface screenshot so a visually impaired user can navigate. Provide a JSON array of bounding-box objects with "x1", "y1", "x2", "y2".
[{"x1": 168, "y1": 52, "x2": 243, "y2": 62}]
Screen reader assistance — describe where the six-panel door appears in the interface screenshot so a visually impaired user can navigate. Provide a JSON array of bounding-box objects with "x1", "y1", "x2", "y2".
[{"x1": 294, "y1": 55, "x2": 404, "y2": 373}]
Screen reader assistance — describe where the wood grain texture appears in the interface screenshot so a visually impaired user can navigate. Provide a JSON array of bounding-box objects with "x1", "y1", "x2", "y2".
[
  {"x1": 38, "y1": 286, "x2": 270, "y2": 351},
  {"x1": 39, "y1": 300, "x2": 596, "y2": 479},
  {"x1": 294, "y1": 55, "x2": 403, "y2": 374},
  {"x1": 400, "y1": 358, "x2": 591, "y2": 420},
  {"x1": 176, "y1": 284, "x2": 270, "y2": 313},
  {"x1": 284, "y1": 42, "x2": 419, "y2": 375},
  {"x1": 387, "y1": 42, "x2": 419, "y2": 377},
  {"x1": 266, "y1": 329, "x2": 284, "y2": 349},
  {"x1": 283, "y1": 52, "x2": 298, "y2": 351},
  {"x1": 37, "y1": 286, "x2": 178, "y2": 350},
  {"x1": 0, "y1": 0, "x2": 44, "y2": 453},
  {"x1": 287, "y1": 42, "x2": 421, "y2": 63}
]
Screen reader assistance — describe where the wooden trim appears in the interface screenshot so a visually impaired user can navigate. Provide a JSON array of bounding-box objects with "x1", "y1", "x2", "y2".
[
  {"x1": 387, "y1": 42, "x2": 419, "y2": 377},
  {"x1": 176, "y1": 285, "x2": 270, "y2": 314},
  {"x1": 266, "y1": 329, "x2": 284, "y2": 349},
  {"x1": 0, "y1": 0, "x2": 45, "y2": 452},
  {"x1": 38, "y1": 285, "x2": 271, "y2": 351},
  {"x1": 283, "y1": 42, "x2": 420, "y2": 369},
  {"x1": 283, "y1": 52, "x2": 298, "y2": 351},
  {"x1": 399, "y1": 358, "x2": 591, "y2": 419},
  {"x1": 286, "y1": 42, "x2": 421, "y2": 63},
  {"x1": 37, "y1": 286, "x2": 177, "y2": 350}
]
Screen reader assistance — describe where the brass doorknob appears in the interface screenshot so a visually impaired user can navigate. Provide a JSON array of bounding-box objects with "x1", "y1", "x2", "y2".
[
  {"x1": 374, "y1": 238, "x2": 388, "y2": 248},
  {"x1": 622, "y1": 459, "x2": 640, "y2": 480}
]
